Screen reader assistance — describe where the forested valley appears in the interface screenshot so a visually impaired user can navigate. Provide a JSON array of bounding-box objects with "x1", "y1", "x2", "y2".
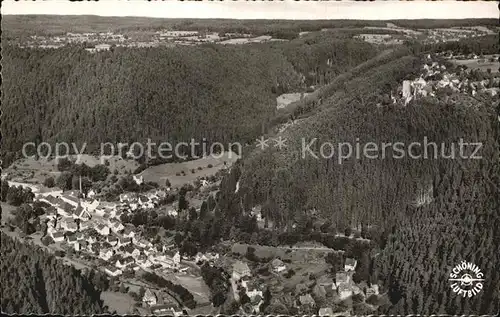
[{"x1": 1, "y1": 34, "x2": 375, "y2": 166}]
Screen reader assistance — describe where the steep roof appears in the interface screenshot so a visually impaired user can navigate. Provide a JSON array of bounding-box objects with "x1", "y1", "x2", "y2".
[
  {"x1": 121, "y1": 256, "x2": 135, "y2": 264},
  {"x1": 122, "y1": 245, "x2": 136, "y2": 253},
  {"x1": 299, "y1": 294, "x2": 315, "y2": 305},
  {"x1": 335, "y1": 272, "x2": 349, "y2": 284},
  {"x1": 52, "y1": 232, "x2": 64, "y2": 238},
  {"x1": 345, "y1": 258, "x2": 357, "y2": 267},
  {"x1": 233, "y1": 260, "x2": 250, "y2": 274},
  {"x1": 271, "y1": 258, "x2": 285, "y2": 267}
]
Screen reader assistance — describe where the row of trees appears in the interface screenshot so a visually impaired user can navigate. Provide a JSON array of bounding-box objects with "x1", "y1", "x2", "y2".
[
  {"x1": 200, "y1": 263, "x2": 230, "y2": 307},
  {"x1": 141, "y1": 272, "x2": 195, "y2": 309},
  {"x1": 0, "y1": 181, "x2": 35, "y2": 206}
]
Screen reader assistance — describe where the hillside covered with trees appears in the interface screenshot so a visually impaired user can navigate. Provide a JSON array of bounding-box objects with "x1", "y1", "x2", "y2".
[
  {"x1": 0, "y1": 233, "x2": 107, "y2": 314},
  {"x1": 1, "y1": 34, "x2": 376, "y2": 166},
  {"x1": 212, "y1": 50, "x2": 500, "y2": 314}
]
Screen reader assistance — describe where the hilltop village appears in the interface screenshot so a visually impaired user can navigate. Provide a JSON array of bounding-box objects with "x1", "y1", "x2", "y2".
[{"x1": 376, "y1": 53, "x2": 500, "y2": 108}]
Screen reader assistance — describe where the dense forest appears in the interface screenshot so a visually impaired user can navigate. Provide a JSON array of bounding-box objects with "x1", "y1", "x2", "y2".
[
  {"x1": 1, "y1": 34, "x2": 376, "y2": 166},
  {"x1": 420, "y1": 34, "x2": 499, "y2": 55},
  {"x1": 211, "y1": 52, "x2": 500, "y2": 314},
  {"x1": 0, "y1": 233, "x2": 107, "y2": 314}
]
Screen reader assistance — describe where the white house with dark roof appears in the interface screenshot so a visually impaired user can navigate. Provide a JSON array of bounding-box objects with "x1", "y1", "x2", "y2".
[
  {"x1": 51, "y1": 231, "x2": 65, "y2": 242},
  {"x1": 60, "y1": 194, "x2": 80, "y2": 207},
  {"x1": 133, "y1": 237, "x2": 152, "y2": 248},
  {"x1": 107, "y1": 235, "x2": 119, "y2": 246},
  {"x1": 118, "y1": 237, "x2": 132, "y2": 247},
  {"x1": 116, "y1": 256, "x2": 135, "y2": 268},
  {"x1": 73, "y1": 205, "x2": 92, "y2": 221},
  {"x1": 66, "y1": 234, "x2": 78, "y2": 244},
  {"x1": 74, "y1": 240, "x2": 88, "y2": 252},
  {"x1": 366, "y1": 284, "x2": 379, "y2": 296},
  {"x1": 123, "y1": 227, "x2": 135, "y2": 239},
  {"x1": 119, "y1": 245, "x2": 141, "y2": 258},
  {"x1": 120, "y1": 193, "x2": 138, "y2": 203},
  {"x1": 81, "y1": 199, "x2": 99, "y2": 213},
  {"x1": 271, "y1": 258, "x2": 287, "y2": 273},
  {"x1": 96, "y1": 224, "x2": 111, "y2": 235},
  {"x1": 87, "y1": 189, "x2": 96, "y2": 199},
  {"x1": 133, "y1": 175, "x2": 143, "y2": 185},
  {"x1": 142, "y1": 289, "x2": 157, "y2": 306},
  {"x1": 245, "y1": 281, "x2": 263, "y2": 300},
  {"x1": 138, "y1": 195, "x2": 154, "y2": 209},
  {"x1": 344, "y1": 258, "x2": 357, "y2": 272},
  {"x1": 337, "y1": 283, "x2": 353, "y2": 300},
  {"x1": 335, "y1": 272, "x2": 350, "y2": 287},
  {"x1": 298, "y1": 293, "x2": 315, "y2": 307},
  {"x1": 99, "y1": 249, "x2": 114, "y2": 261},
  {"x1": 137, "y1": 255, "x2": 153, "y2": 269},
  {"x1": 108, "y1": 219, "x2": 124, "y2": 233},
  {"x1": 232, "y1": 260, "x2": 251, "y2": 280},
  {"x1": 104, "y1": 266, "x2": 122, "y2": 277},
  {"x1": 79, "y1": 221, "x2": 90, "y2": 231},
  {"x1": 151, "y1": 304, "x2": 180, "y2": 316},
  {"x1": 86, "y1": 235, "x2": 97, "y2": 244},
  {"x1": 61, "y1": 218, "x2": 78, "y2": 232}
]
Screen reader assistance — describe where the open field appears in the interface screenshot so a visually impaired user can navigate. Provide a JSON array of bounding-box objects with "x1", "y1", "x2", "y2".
[
  {"x1": 101, "y1": 291, "x2": 137, "y2": 315},
  {"x1": 454, "y1": 26, "x2": 497, "y2": 34},
  {"x1": 138, "y1": 151, "x2": 239, "y2": 187},
  {"x1": 167, "y1": 274, "x2": 211, "y2": 305},
  {"x1": 276, "y1": 92, "x2": 310, "y2": 109},
  {"x1": 230, "y1": 243, "x2": 336, "y2": 264},
  {"x1": 3, "y1": 155, "x2": 140, "y2": 184},
  {"x1": 451, "y1": 58, "x2": 500, "y2": 73}
]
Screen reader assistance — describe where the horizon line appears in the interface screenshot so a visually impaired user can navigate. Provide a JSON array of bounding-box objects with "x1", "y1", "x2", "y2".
[
  {"x1": 3, "y1": 14, "x2": 499, "y2": 22},
  {"x1": 2, "y1": 1, "x2": 497, "y2": 20}
]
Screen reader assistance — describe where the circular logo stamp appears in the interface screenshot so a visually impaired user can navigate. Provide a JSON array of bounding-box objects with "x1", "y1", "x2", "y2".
[{"x1": 449, "y1": 261, "x2": 485, "y2": 297}]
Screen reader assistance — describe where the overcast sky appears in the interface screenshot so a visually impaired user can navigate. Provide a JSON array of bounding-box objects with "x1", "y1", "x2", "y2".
[{"x1": 2, "y1": 0, "x2": 497, "y2": 20}]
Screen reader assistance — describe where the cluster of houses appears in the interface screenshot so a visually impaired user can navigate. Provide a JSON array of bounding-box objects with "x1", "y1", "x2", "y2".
[
  {"x1": 36, "y1": 188, "x2": 187, "y2": 277},
  {"x1": 17, "y1": 28, "x2": 288, "y2": 50},
  {"x1": 421, "y1": 27, "x2": 495, "y2": 44},
  {"x1": 20, "y1": 32, "x2": 125, "y2": 50},
  {"x1": 276, "y1": 256, "x2": 378, "y2": 315},
  {"x1": 230, "y1": 260, "x2": 265, "y2": 313},
  {"x1": 395, "y1": 54, "x2": 499, "y2": 106},
  {"x1": 229, "y1": 256, "x2": 379, "y2": 314}
]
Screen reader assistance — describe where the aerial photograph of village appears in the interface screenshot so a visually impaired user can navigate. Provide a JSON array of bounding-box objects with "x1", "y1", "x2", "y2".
[{"x1": 1, "y1": 0, "x2": 499, "y2": 316}]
